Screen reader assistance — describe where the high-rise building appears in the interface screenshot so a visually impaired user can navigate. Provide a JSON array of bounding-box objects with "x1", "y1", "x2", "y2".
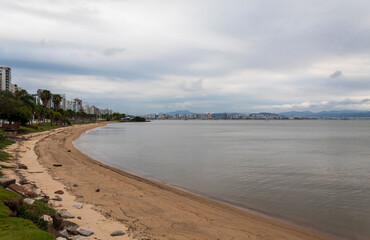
[
  {"x1": 0, "y1": 65, "x2": 11, "y2": 91},
  {"x1": 68, "y1": 98, "x2": 83, "y2": 112}
]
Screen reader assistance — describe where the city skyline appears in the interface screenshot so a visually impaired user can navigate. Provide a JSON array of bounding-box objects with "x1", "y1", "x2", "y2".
[{"x1": 1, "y1": 1, "x2": 370, "y2": 114}]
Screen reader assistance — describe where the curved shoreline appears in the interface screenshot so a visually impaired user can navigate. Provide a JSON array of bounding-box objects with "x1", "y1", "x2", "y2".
[{"x1": 35, "y1": 123, "x2": 337, "y2": 240}]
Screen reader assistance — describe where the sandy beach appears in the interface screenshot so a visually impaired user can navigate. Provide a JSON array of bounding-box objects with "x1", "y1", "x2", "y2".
[{"x1": 5, "y1": 123, "x2": 338, "y2": 240}]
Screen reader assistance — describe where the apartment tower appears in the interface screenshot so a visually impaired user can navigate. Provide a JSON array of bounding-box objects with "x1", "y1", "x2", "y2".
[{"x1": 0, "y1": 65, "x2": 11, "y2": 91}]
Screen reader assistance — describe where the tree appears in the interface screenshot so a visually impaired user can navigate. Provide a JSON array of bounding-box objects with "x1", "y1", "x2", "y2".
[
  {"x1": 38, "y1": 90, "x2": 52, "y2": 122},
  {"x1": 46, "y1": 109, "x2": 55, "y2": 126},
  {"x1": 0, "y1": 91, "x2": 32, "y2": 125},
  {"x1": 14, "y1": 89, "x2": 36, "y2": 125},
  {"x1": 15, "y1": 90, "x2": 34, "y2": 107},
  {"x1": 0, "y1": 91, "x2": 15, "y2": 124},
  {"x1": 53, "y1": 111, "x2": 62, "y2": 125},
  {"x1": 52, "y1": 94, "x2": 62, "y2": 110},
  {"x1": 14, "y1": 105, "x2": 32, "y2": 125}
]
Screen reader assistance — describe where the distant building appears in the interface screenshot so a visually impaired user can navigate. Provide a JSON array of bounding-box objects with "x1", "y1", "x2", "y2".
[
  {"x1": 10, "y1": 84, "x2": 23, "y2": 93},
  {"x1": 83, "y1": 103, "x2": 90, "y2": 114},
  {"x1": 68, "y1": 98, "x2": 83, "y2": 112},
  {"x1": 57, "y1": 94, "x2": 67, "y2": 110},
  {"x1": 0, "y1": 65, "x2": 11, "y2": 91}
]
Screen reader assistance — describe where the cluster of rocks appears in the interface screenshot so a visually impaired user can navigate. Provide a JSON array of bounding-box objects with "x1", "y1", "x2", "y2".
[{"x1": 1, "y1": 177, "x2": 126, "y2": 239}]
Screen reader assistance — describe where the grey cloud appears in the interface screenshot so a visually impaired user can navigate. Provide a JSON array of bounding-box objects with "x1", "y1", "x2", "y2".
[
  {"x1": 2, "y1": 1, "x2": 370, "y2": 113},
  {"x1": 179, "y1": 79, "x2": 204, "y2": 92},
  {"x1": 330, "y1": 70, "x2": 342, "y2": 78},
  {"x1": 103, "y1": 47, "x2": 125, "y2": 57}
]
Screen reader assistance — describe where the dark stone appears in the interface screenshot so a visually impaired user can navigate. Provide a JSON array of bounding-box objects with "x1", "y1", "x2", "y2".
[
  {"x1": 52, "y1": 195, "x2": 62, "y2": 201},
  {"x1": 53, "y1": 164, "x2": 62, "y2": 167},
  {"x1": 77, "y1": 216, "x2": 82, "y2": 220},
  {"x1": 48, "y1": 224, "x2": 65, "y2": 238},
  {"x1": 52, "y1": 214, "x2": 63, "y2": 229},
  {"x1": 73, "y1": 184, "x2": 78, "y2": 187},
  {"x1": 25, "y1": 191, "x2": 38, "y2": 198},
  {"x1": 57, "y1": 210, "x2": 75, "y2": 219},
  {"x1": 67, "y1": 150, "x2": 71, "y2": 152},
  {"x1": 54, "y1": 190, "x2": 64, "y2": 195},
  {"x1": 111, "y1": 230, "x2": 126, "y2": 236},
  {"x1": 0, "y1": 178, "x2": 16, "y2": 187},
  {"x1": 18, "y1": 164, "x2": 28, "y2": 169},
  {"x1": 41, "y1": 196, "x2": 50, "y2": 203},
  {"x1": 19, "y1": 179, "x2": 29, "y2": 185},
  {"x1": 95, "y1": 189, "x2": 100, "y2": 192},
  {"x1": 76, "y1": 227, "x2": 94, "y2": 236},
  {"x1": 59, "y1": 220, "x2": 79, "y2": 230},
  {"x1": 8, "y1": 183, "x2": 27, "y2": 195}
]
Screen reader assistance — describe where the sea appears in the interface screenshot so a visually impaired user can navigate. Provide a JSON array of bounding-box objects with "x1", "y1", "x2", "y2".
[{"x1": 73, "y1": 120, "x2": 370, "y2": 240}]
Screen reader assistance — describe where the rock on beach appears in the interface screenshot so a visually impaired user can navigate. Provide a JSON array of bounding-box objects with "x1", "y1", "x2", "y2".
[
  {"x1": 111, "y1": 230, "x2": 126, "y2": 236},
  {"x1": 0, "y1": 178, "x2": 16, "y2": 187},
  {"x1": 76, "y1": 227, "x2": 94, "y2": 236},
  {"x1": 58, "y1": 210, "x2": 75, "y2": 219}
]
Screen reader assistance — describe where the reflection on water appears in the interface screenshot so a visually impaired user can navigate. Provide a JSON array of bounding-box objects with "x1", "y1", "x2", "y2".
[{"x1": 74, "y1": 120, "x2": 370, "y2": 240}]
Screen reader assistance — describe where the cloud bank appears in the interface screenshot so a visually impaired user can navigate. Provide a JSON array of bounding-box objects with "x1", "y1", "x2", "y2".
[{"x1": 1, "y1": 0, "x2": 370, "y2": 113}]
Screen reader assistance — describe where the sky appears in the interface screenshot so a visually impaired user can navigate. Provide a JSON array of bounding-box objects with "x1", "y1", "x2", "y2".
[{"x1": 1, "y1": 0, "x2": 370, "y2": 114}]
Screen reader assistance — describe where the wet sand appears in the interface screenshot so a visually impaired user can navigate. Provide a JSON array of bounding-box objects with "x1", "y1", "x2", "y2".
[{"x1": 8, "y1": 123, "x2": 338, "y2": 239}]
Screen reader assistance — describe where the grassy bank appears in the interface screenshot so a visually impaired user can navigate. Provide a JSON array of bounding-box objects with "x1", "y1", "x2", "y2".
[
  {"x1": 0, "y1": 128, "x2": 57, "y2": 239},
  {"x1": 0, "y1": 187, "x2": 54, "y2": 240},
  {"x1": 0, "y1": 133, "x2": 16, "y2": 176},
  {"x1": 19, "y1": 122, "x2": 68, "y2": 133}
]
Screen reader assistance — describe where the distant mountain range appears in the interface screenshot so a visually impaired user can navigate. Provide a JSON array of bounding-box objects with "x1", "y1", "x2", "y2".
[
  {"x1": 161, "y1": 110, "x2": 196, "y2": 115},
  {"x1": 280, "y1": 110, "x2": 370, "y2": 118},
  {"x1": 159, "y1": 110, "x2": 370, "y2": 118}
]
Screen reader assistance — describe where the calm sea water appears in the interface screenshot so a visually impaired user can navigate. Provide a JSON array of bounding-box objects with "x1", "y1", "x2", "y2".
[{"x1": 74, "y1": 120, "x2": 370, "y2": 240}]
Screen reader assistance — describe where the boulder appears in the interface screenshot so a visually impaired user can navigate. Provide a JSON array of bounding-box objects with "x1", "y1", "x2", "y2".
[
  {"x1": 41, "y1": 196, "x2": 50, "y2": 203},
  {"x1": 53, "y1": 164, "x2": 62, "y2": 167},
  {"x1": 54, "y1": 190, "x2": 64, "y2": 195},
  {"x1": 58, "y1": 210, "x2": 75, "y2": 219},
  {"x1": 59, "y1": 220, "x2": 79, "y2": 231},
  {"x1": 59, "y1": 229, "x2": 68, "y2": 237},
  {"x1": 52, "y1": 195, "x2": 62, "y2": 201},
  {"x1": 56, "y1": 237, "x2": 67, "y2": 240},
  {"x1": 0, "y1": 178, "x2": 16, "y2": 187},
  {"x1": 76, "y1": 227, "x2": 94, "y2": 236},
  {"x1": 25, "y1": 190, "x2": 38, "y2": 198},
  {"x1": 73, "y1": 203, "x2": 83, "y2": 209},
  {"x1": 8, "y1": 183, "x2": 27, "y2": 194},
  {"x1": 23, "y1": 198, "x2": 35, "y2": 205},
  {"x1": 52, "y1": 214, "x2": 63, "y2": 229},
  {"x1": 18, "y1": 179, "x2": 29, "y2": 185},
  {"x1": 42, "y1": 215, "x2": 53, "y2": 223},
  {"x1": 7, "y1": 184, "x2": 39, "y2": 198},
  {"x1": 111, "y1": 230, "x2": 126, "y2": 236},
  {"x1": 18, "y1": 164, "x2": 28, "y2": 169},
  {"x1": 72, "y1": 236, "x2": 88, "y2": 240}
]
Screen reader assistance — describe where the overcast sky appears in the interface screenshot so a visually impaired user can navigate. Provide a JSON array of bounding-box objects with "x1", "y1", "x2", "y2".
[{"x1": 1, "y1": 0, "x2": 370, "y2": 114}]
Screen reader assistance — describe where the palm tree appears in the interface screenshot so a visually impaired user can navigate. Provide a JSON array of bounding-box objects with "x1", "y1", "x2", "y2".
[
  {"x1": 38, "y1": 90, "x2": 52, "y2": 123},
  {"x1": 52, "y1": 94, "x2": 62, "y2": 111},
  {"x1": 15, "y1": 89, "x2": 34, "y2": 107},
  {"x1": 15, "y1": 89, "x2": 36, "y2": 125}
]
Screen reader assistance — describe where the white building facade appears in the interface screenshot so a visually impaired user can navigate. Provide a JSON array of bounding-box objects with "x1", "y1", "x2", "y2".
[{"x1": 0, "y1": 65, "x2": 11, "y2": 91}]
